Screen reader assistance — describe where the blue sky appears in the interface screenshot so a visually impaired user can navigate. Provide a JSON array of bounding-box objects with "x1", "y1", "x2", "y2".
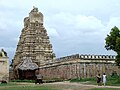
[{"x1": 0, "y1": 0, "x2": 119, "y2": 62}]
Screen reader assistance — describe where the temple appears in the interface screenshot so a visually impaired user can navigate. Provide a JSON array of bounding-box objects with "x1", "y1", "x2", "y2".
[
  {"x1": 13, "y1": 7, "x2": 55, "y2": 79},
  {"x1": 12, "y1": 7, "x2": 120, "y2": 80}
]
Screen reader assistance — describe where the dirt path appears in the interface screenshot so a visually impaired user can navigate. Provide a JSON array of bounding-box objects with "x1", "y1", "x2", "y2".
[
  {"x1": 16, "y1": 81, "x2": 120, "y2": 90},
  {"x1": 0, "y1": 81, "x2": 120, "y2": 90},
  {"x1": 44, "y1": 81, "x2": 120, "y2": 90}
]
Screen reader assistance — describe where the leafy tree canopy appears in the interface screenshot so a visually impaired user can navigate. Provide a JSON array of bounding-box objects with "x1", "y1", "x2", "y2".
[{"x1": 105, "y1": 26, "x2": 120, "y2": 66}]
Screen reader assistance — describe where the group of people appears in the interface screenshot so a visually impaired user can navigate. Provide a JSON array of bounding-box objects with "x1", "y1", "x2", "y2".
[{"x1": 96, "y1": 73, "x2": 107, "y2": 86}]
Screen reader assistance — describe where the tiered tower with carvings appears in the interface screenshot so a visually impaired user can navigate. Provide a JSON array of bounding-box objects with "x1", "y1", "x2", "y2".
[{"x1": 13, "y1": 7, "x2": 55, "y2": 69}]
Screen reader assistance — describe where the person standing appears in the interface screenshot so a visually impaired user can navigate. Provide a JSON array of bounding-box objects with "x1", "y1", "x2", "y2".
[
  {"x1": 96, "y1": 74, "x2": 102, "y2": 86},
  {"x1": 35, "y1": 74, "x2": 43, "y2": 84},
  {"x1": 102, "y1": 73, "x2": 107, "y2": 86}
]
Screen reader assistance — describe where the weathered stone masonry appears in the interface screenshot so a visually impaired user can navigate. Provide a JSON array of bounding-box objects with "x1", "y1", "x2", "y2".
[
  {"x1": 39, "y1": 54, "x2": 120, "y2": 79},
  {"x1": 0, "y1": 49, "x2": 9, "y2": 81}
]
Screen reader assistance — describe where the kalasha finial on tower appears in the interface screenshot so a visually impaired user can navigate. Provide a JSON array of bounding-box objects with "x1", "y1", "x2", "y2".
[
  {"x1": 33, "y1": 6, "x2": 36, "y2": 9},
  {"x1": 32, "y1": 6, "x2": 38, "y2": 12}
]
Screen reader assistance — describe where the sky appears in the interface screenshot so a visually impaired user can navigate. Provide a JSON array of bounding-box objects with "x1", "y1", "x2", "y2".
[{"x1": 0, "y1": 0, "x2": 120, "y2": 62}]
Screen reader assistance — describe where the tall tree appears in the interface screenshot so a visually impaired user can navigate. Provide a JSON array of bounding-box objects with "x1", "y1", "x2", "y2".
[{"x1": 105, "y1": 26, "x2": 120, "y2": 66}]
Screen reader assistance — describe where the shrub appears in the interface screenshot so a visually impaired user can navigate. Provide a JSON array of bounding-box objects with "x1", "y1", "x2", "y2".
[
  {"x1": 11, "y1": 79, "x2": 35, "y2": 83},
  {"x1": 70, "y1": 77, "x2": 96, "y2": 82}
]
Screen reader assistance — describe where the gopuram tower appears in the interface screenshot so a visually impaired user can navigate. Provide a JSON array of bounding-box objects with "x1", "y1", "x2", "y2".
[{"x1": 13, "y1": 7, "x2": 55, "y2": 79}]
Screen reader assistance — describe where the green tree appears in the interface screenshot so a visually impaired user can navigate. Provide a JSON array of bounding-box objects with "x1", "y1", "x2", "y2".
[{"x1": 105, "y1": 26, "x2": 120, "y2": 66}]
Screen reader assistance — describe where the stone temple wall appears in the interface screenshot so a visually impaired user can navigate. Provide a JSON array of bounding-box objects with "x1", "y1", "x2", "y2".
[{"x1": 39, "y1": 54, "x2": 120, "y2": 80}]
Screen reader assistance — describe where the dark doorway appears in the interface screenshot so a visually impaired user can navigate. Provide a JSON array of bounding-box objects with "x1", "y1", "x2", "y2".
[{"x1": 18, "y1": 70, "x2": 36, "y2": 80}]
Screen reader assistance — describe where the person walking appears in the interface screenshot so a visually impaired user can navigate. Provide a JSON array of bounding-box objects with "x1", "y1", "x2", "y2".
[{"x1": 102, "y1": 73, "x2": 107, "y2": 86}]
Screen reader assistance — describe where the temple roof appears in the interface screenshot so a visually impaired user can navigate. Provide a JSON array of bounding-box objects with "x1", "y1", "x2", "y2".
[{"x1": 16, "y1": 57, "x2": 38, "y2": 70}]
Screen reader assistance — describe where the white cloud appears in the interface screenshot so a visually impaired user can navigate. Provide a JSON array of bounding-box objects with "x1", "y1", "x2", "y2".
[
  {"x1": 46, "y1": 12, "x2": 106, "y2": 42},
  {"x1": 0, "y1": 21, "x2": 8, "y2": 31},
  {"x1": 46, "y1": 27, "x2": 59, "y2": 37},
  {"x1": 107, "y1": 17, "x2": 120, "y2": 30},
  {"x1": 75, "y1": 15, "x2": 105, "y2": 31}
]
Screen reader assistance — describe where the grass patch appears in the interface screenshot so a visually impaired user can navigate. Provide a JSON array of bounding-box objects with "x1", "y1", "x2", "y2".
[
  {"x1": 70, "y1": 77, "x2": 97, "y2": 85},
  {"x1": 11, "y1": 79, "x2": 35, "y2": 83},
  {"x1": 70, "y1": 75, "x2": 120, "y2": 86},
  {"x1": 0, "y1": 81, "x2": 62, "y2": 90},
  {"x1": 70, "y1": 77, "x2": 96, "y2": 82},
  {"x1": 90, "y1": 88, "x2": 120, "y2": 90},
  {"x1": 10, "y1": 78, "x2": 63, "y2": 83},
  {"x1": 43, "y1": 78, "x2": 63, "y2": 83},
  {"x1": 106, "y1": 76, "x2": 120, "y2": 86},
  {"x1": 0, "y1": 82, "x2": 16, "y2": 86},
  {"x1": 0, "y1": 82, "x2": 56, "y2": 90},
  {"x1": 0, "y1": 85, "x2": 55, "y2": 90}
]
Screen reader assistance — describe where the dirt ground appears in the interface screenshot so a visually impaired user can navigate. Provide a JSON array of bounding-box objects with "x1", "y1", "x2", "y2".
[
  {"x1": 16, "y1": 81, "x2": 120, "y2": 90},
  {"x1": 44, "y1": 81, "x2": 120, "y2": 90},
  {"x1": 0, "y1": 81, "x2": 120, "y2": 90}
]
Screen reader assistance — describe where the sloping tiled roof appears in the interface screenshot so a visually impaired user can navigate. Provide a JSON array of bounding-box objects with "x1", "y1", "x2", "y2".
[{"x1": 16, "y1": 57, "x2": 38, "y2": 70}]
